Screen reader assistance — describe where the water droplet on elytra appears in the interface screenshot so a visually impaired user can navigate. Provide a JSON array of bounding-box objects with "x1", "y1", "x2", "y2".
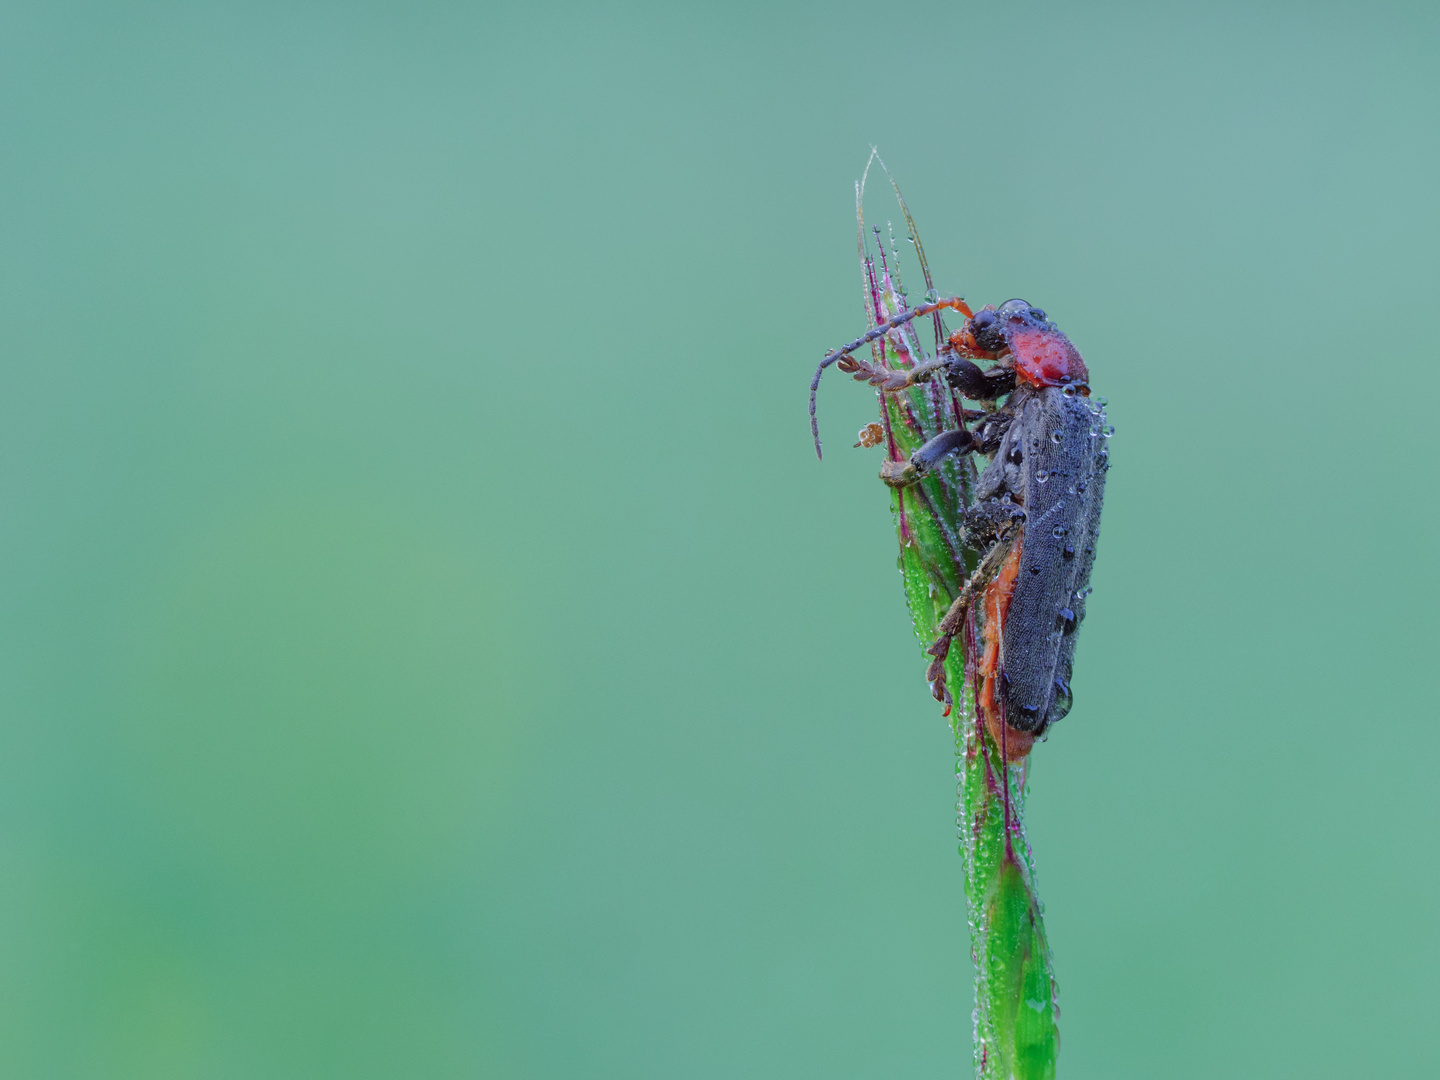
[{"x1": 1050, "y1": 676, "x2": 1074, "y2": 720}]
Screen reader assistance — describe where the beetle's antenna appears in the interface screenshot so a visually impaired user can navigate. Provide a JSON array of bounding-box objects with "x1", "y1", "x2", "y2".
[
  {"x1": 811, "y1": 297, "x2": 973, "y2": 459},
  {"x1": 824, "y1": 298, "x2": 971, "y2": 365},
  {"x1": 810, "y1": 354, "x2": 844, "y2": 460}
]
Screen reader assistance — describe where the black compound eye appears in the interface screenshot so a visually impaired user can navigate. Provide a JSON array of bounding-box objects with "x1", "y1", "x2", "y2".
[{"x1": 970, "y1": 308, "x2": 1006, "y2": 353}]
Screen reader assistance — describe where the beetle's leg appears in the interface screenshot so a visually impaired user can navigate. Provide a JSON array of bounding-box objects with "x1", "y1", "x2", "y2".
[
  {"x1": 810, "y1": 297, "x2": 974, "y2": 459},
  {"x1": 858, "y1": 354, "x2": 1016, "y2": 400},
  {"x1": 912, "y1": 427, "x2": 976, "y2": 472},
  {"x1": 837, "y1": 355, "x2": 950, "y2": 394},
  {"x1": 941, "y1": 356, "x2": 1017, "y2": 402},
  {"x1": 879, "y1": 427, "x2": 976, "y2": 488},
  {"x1": 831, "y1": 353, "x2": 1014, "y2": 405},
  {"x1": 924, "y1": 520, "x2": 1023, "y2": 704},
  {"x1": 958, "y1": 497, "x2": 1027, "y2": 549},
  {"x1": 970, "y1": 411, "x2": 1013, "y2": 456}
]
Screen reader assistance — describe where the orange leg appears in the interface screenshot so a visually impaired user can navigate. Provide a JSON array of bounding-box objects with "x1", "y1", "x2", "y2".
[{"x1": 923, "y1": 524, "x2": 1021, "y2": 702}]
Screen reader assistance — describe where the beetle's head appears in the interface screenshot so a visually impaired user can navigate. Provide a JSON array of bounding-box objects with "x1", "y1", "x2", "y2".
[{"x1": 950, "y1": 299, "x2": 1051, "y2": 358}]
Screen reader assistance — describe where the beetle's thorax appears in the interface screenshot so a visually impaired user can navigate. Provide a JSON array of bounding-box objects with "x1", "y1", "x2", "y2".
[{"x1": 967, "y1": 301, "x2": 1089, "y2": 390}]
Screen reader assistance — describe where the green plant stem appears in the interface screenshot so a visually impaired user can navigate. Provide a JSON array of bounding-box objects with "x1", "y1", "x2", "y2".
[{"x1": 893, "y1": 474, "x2": 1059, "y2": 1079}]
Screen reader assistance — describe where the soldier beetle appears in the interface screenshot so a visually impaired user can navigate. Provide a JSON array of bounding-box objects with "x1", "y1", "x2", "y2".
[{"x1": 812, "y1": 296, "x2": 1109, "y2": 758}]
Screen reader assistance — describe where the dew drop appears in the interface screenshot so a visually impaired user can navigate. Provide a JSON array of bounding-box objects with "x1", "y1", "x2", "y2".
[
  {"x1": 1050, "y1": 430, "x2": 1064, "y2": 444},
  {"x1": 1062, "y1": 544, "x2": 1075, "y2": 559},
  {"x1": 1052, "y1": 524, "x2": 1068, "y2": 539},
  {"x1": 1035, "y1": 469, "x2": 1050, "y2": 484},
  {"x1": 1050, "y1": 676, "x2": 1074, "y2": 721}
]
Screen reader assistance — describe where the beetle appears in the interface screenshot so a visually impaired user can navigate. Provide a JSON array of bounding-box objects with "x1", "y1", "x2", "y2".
[{"x1": 810, "y1": 297, "x2": 1109, "y2": 759}]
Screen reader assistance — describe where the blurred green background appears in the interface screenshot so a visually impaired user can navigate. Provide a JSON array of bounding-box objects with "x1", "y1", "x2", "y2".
[{"x1": 3, "y1": 2, "x2": 1437, "y2": 1076}]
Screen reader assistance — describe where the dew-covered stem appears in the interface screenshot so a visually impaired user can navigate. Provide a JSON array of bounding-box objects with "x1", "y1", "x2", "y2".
[{"x1": 845, "y1": 156, "x2": 1059, "y2": 1079}]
